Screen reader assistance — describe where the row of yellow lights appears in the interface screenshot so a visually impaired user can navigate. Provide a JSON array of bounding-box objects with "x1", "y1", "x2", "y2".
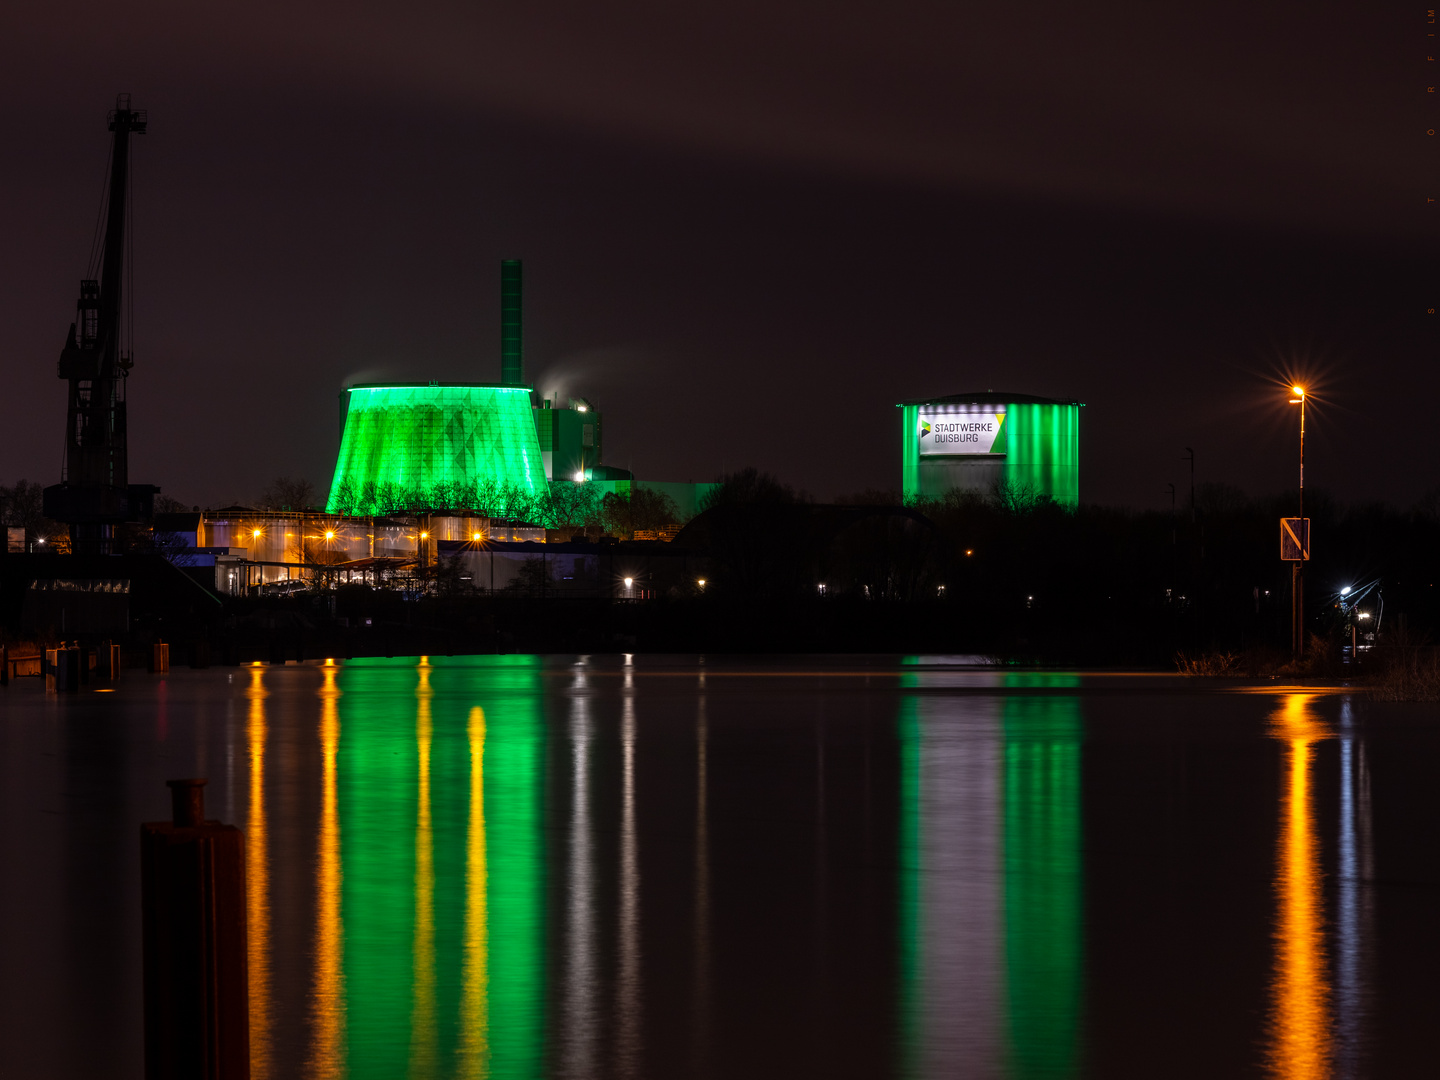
[{"x1": 246, "y1": 526, "x2": 441, "y2": 542}]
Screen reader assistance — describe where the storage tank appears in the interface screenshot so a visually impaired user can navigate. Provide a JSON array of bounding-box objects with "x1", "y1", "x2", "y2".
[{"x1": 899, "y1": 392, "x2": 1081, "y2": 507}]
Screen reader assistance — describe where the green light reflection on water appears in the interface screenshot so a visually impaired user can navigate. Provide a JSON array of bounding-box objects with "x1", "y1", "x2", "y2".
[
  {"x1": 897, "y1": 665, "x2": 1083, "y2": 1079},
  {"x1": 1002, "y1": 678, "x2": 1083, "y2": 1080},
  {"x1": 335, "y1": 656, "x2": 546, "y2": 1079}
]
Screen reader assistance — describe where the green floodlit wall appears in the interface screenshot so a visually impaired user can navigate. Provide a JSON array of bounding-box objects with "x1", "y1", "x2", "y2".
[
  {"x1": 901, "y1": 406, "x2": 922, "y2": 504},
  {"x1": 328, "y1": 385, "x2": 548, "y2": 510},
  {"x1": 900, "y1": 402, "x2": 1080, "y2": 507}
]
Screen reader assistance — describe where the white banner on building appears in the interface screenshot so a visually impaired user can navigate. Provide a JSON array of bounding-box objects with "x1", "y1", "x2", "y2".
[{"x1": 917, "y1": 408, "x2": 1007, "y2": 456}]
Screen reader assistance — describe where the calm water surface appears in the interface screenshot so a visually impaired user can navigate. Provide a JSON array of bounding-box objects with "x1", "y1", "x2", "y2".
[{"x1": 2, "y1": 656, "x2": 1438, "y2": 1078}]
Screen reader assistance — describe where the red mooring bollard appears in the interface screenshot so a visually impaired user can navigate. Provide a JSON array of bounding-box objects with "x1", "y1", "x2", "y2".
[{"x1": 141, "y1": 778, "x2": 250, "y2": 1079}]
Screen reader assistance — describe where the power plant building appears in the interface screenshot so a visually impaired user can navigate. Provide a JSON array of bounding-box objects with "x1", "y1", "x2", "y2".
[
  {"x1": 326, "y1": 259, "x2": 638, "y2": 511},
  {"x1": 322, "y1": 258, "x2": 704, "y2": 519},
  {"x1": 899, "y1": 392, "x2": 1081, "y2": 507}
]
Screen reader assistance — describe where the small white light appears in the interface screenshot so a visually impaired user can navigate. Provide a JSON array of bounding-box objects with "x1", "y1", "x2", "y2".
[
  {"x1": 698, "y1": 579, "x2": 706, "y2": 587},
  {"x1": 1341, "y1": 586, "x2": 1351, "y2": 596},
  {"x1": 573, "y1": 471, "x2": 586, "y2": 482},
  {"x1": 624, "y1": 577, "x2": 634, "y2": 588}
]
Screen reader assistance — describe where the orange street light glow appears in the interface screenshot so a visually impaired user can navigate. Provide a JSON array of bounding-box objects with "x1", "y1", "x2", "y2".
[{"x1": 325, "y1": 531, "x2": 335, "y2": 540}]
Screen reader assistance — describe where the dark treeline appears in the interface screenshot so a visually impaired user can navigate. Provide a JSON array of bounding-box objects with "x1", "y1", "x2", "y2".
[
  {"x1": 8, "y1": 467, "x2": 1439, "y2": 667},
  {"x1": 680, "y1": 472, "x2": 1440, "y2": 665}
]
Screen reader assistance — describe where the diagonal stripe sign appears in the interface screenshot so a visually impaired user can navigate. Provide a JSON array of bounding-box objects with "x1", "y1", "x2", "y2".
[{"x1": 1280, "y1": 517, "x2": 1310, "y2": 561}]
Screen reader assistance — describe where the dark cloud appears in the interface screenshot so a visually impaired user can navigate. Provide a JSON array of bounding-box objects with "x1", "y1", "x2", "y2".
[{"x1": 0, "y1": 3, "x2": 1432, "y2": 508}]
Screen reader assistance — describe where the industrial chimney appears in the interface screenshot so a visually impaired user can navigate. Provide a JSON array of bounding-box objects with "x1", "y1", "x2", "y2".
[{"x1": 500, "y1": 259, "x2": 522, "y2": 386}]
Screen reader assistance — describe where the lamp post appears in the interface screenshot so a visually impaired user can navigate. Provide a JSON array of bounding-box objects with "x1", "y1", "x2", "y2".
[
  {"x1": 1183, "y1": 447, "x2": 1195, "y2": 523},
  {"x1": 1166, "y1": 482, "x2": 1177, "y2": 611},
  {"x1": 1288, "y1": 386, "x2": 1306, "y2": 659}
]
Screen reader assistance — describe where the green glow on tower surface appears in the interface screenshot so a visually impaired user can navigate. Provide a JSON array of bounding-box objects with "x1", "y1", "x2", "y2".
[
  {"x1": 899, "y1": 395, "x2": 1081, "y2": 507},
  {"x1": 1004, "y1": 403, "x2": 1080, "y2": 506},
  {"x1": 327, "y1": 385, "x2": 548, "y2": 510}
]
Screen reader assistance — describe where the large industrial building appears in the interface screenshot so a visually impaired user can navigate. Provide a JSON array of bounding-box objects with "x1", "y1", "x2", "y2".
[
  {"x1": 325, "y1": 259, "x2": 715, "y2": 518},
  {"x1": 328, "y1": 261, "x2": 557, "y2": 509},
  {"x1": 899, "y1": 392, "x2": 1081, "y2": 507}
]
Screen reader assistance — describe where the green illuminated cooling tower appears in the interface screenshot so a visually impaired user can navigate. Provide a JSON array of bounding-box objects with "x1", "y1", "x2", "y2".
[
  {"x1": 328, "y1": 384, "x2": 547, "y2": 509},
  {"x1": 899, "y1": 392, "x2": 1081, "y2": 507}
]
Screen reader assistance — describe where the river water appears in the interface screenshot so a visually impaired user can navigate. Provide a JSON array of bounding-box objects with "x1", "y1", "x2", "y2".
[{"x1": 1, "y1": 656, "x2": 1436, "y2": 1078}]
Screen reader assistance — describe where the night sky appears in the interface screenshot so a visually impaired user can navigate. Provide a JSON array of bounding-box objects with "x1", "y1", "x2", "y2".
[{"x1": 1, "y1": 3, "x2": 1433, "y2": 509}]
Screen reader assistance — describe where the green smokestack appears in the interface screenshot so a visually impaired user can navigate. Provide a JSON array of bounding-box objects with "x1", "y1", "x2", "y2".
[{"x1": 500, "y1": 259, "x2": 523, "y2": 386}]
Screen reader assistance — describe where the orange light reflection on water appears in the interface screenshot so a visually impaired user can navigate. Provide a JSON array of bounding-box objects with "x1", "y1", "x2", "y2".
[
  {"x1": 245, "y1": 667, "x2": 271, "y2": 1078},
  {"x1": 458, "y1": 705, "x2": 490, "y2": 1077},
  {"x1": 409, "y1": 659, "x2": 438, "y2": 1075},
  {"x1": 1267, "y1": 693, "x2": 1332, "y2": 1080},
  {"x1": 308, "y1": 663, "x2": 347, "y2": 1077}
]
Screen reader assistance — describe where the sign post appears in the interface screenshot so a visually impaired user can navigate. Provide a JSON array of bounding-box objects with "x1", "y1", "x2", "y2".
[
  {"x1": 1279, "y1": 518, "x2": 1309, "y2": 562},
  {"x1": 1280, "y1": 517, "x2": 1310, "y2": 660}
]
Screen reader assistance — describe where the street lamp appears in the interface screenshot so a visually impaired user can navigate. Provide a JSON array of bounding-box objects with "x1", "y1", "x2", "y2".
[
  {"x1": 1289, "y1": 387, "x2": 1306, "y2": 506},
  {"x1": 1288, "y1": 385, "x2": 1306, "y2": 659}
]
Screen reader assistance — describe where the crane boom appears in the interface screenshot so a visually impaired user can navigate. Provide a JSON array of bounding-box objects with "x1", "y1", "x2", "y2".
[{"x1": 45, "y1": 95, "x2": 157, "y2": 552}]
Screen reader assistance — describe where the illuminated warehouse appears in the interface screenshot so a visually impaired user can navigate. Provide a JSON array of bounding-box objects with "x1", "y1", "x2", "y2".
[{"x1": 899, "y1": 392, "x2": 1082, "y2": 506}]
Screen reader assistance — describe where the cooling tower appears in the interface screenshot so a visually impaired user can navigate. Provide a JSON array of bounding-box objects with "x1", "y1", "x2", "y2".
[{"x1": 327, "y1": 384, "x2": 548, "y2": 510}]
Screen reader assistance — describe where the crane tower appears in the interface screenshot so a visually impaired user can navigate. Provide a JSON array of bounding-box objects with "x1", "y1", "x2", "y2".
[{"x1": 44, "y1": 95, "x2": 158, "y2": 552}]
